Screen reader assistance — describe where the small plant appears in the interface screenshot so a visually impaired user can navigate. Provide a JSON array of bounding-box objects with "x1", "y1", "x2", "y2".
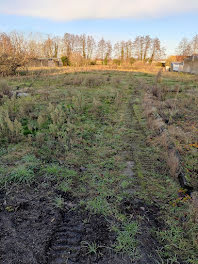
[
  {"x1": 81, "y1": 241, "x2": 102, "y2": 255},
  {"x1": 59, "y1": 180, "x2": 72, "y2": 192},
  {"x1": 114, "y1": 222, "x2": 139, "y2": 259},
  {"x1": 54, "y1": 196, "x2": 64, "y2": 209},
  {"x1": 86, "y1": 196, "x2": 111, "y2": 216},
  {"x1": 155, "y1": 69, "x2": 162, "y2": 84},
  {"x1": 8, "y1": 165, "x2": 35, "y2": 184},
  {"x1": 0, "y1": 111, "x2": 24, "y2": 143}
]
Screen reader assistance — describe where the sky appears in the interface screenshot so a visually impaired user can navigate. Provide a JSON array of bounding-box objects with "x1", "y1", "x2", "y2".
[{"x1": 0, "y1": 0, "x2": 198, "y2": 55}]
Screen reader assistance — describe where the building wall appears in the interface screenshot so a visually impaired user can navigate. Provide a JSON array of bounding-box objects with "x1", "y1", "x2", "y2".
[
  {"x1": 183, "y1": 56, "x2": 198, "y2": 74},
  {"x1": 26, "y1": 58, "x2": 63, "y2": 67},
  {"x1": 171, "y1": 62, "x2": 183, "y2": 72},
  {"x1": 191, "y1": 58, "x2": 198, "y2": 74}
]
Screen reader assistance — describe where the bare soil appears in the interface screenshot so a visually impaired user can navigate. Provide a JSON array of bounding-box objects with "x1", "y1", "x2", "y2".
[{"x1": 0, "y1": 185, "x2": 164, "y2": 264}]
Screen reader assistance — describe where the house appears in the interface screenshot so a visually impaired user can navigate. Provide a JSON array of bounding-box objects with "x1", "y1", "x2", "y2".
[
  {"x1": 183, "y1": 55, "x2": 198, "y2": 74},
  {"x1": 170, "y1": 62, "x2": 184, "y2": 72},
  {"x1": 27, "y1": 58, "x2": 63, "y2": 67}
]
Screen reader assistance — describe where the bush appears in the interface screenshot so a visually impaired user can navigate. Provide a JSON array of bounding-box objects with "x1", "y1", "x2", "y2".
[
  {"x1": 0, "y1": 80, "x2": 12, "y2": 99},
  {"x1": 113, "y1": 59, "x2": 121, "y2": 66},
  {"x1": 0, "y1": 54, "x2": 26, "y2": 76},
  {"x1": 90, "y1": 60, "x2": 96, "y2": 65},
  {"x1": 61, "y1": 56, "x2": 71, "y2": 66},
  {"x1": 129, "y1": 58, "x2": 136, "y2": 65}
]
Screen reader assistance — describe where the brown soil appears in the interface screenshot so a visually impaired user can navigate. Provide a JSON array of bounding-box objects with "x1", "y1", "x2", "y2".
[{"x1": 0, "y1": 185, "x2": 164, "y2": 264}]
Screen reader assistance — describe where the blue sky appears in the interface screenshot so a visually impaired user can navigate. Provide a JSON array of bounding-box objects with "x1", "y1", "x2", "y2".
[{"x1": 0, "y1": 0, "x2": 198, "y2": 55}]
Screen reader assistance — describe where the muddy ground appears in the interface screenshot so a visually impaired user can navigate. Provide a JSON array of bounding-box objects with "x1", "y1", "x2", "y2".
[{"x1": 0, "y1": 184, "x2": 164, "y2": 264}]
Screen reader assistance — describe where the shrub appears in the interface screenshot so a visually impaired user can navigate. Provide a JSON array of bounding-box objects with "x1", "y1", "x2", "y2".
[
  {"x1": 129, "y1": 58, "x2": 136, "y2": 65},
  {"x1": 113, "y1": 59, "x2": 121, "y2": 66},
  {"x1": 0, "y1": 80, "x2": 12, "y2": 99},
  {"x1": 90, "y1": 60, "x2": 96, "y2": 65},
  {"x1": 0, "y1": 110, "x2": 24, "y2": 143},
  {"x1": 61, "y1": 56, "x2": 71, "y2": 66},
  {"x1": 0, "y1": 54, "x2": 26, "y2": 76}
]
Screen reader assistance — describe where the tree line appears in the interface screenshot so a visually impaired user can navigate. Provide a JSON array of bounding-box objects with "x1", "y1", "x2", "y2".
[
  {"x1": 176, "y1": 35, "x2": 198, "y2": 56},
  {"x1": 1, "y1": 31, "x2": 198, "y2": 75},
  {"x1": 0, "y1": 31, "x2": 166, "y2": 72}
]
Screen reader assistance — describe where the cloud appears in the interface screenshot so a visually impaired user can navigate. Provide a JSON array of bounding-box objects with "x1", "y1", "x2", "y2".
[{"x1": 0, "y1": 0, "x2": 198, "y2": 21}]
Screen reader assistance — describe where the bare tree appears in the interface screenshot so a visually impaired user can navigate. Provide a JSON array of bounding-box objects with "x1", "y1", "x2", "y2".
[
  {"x1": 150, "y1": 38, "x2": 164, "y2": 62},
  {"x1": 143, "y1": 35, "x2": 151, "y2": 61},
  {"x1": 192, "y1": 35, "x2": 198, "y2": 54},
  {"x1": 87, "y1": 35, "x2": 95, "y2": 60},
  {"x1": 97, "y1": 38, "x2": 106, "y2": 63},
  {"x1": 0, "y1": 30, "x2": 168, "y2": 73},
  {"x1": 0, "y1": 32, "x2": 28, "y2": 75},
  {"x1": 177, "y1": 37, "x2": 192, "y2": 56}
]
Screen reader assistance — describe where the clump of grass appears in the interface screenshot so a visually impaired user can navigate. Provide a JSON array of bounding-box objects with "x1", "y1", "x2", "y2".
[
  {"x1": 114, "y1": 222, "x2": 139, "y2": 259},
  {"x1": 166, "y1": 150, "x2": 180, "y2": 178},
  {"x1": 54, "y1": 196, "x2": 64, "y2": 209},
  {"x1": 64, "y1": 75, "x2": 84, "y2": 86},
  {"x1": 149, "y1": 117, "x2": 165, "y2": 132},
  {"x1": 0, "y1": 111, "x2": 24, "y2": 143},
  {"x1": 190, "y1": 192, "x2": 198, "y2": 224},
  {"x1": 8, "y1": 165, "x2": 35, "y2": 184},
  {"x1": 59, "y1": 180, "x2": 72, "y2": 192},
  {"x1": 42, "y1": 164, "x2": 77, "y2": 181},
  {"x1": 83, "y1": 74, "x2": 105, "y2": 87},
  {"x1": 87, "y1": 196, "x2": 112, "y2": 216},
  {"x1": 81, "y1": 241, "x2": 103, "y2": 256}
]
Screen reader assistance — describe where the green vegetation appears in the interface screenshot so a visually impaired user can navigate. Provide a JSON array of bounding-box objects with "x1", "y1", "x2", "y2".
[
  {"x1": 114, "y1": 221, "x2": 139, "y2": 259},
  {"x1": 0, "y1": 69, "x2": 197, "y2": 262},
  {"x1": 131, "y1": 71, "x2": 198, "y2": 263}
]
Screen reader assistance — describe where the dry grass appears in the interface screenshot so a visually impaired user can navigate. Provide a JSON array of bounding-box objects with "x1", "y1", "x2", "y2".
[
  {"x1": 147, "y1": 117, "x2": 165, "y2": 133},
  {"x1": 167, "y1": 150, "x2": 180, "y2": 178},
  {"x1": 16, "y1": 64, "x2": 161, "y2": 79},
  {"x1": 190, "y1": 192, "x2": 198, "y2": 224},
  {"x1": 168, "y1": 125, "x2": 190, "y2": 145},
  {"x1": 151, "y1": 131, "x2": 169, "y2": 149},
  {"x1": 84, "y1": 74, "x2": 106, "y2": 87}
]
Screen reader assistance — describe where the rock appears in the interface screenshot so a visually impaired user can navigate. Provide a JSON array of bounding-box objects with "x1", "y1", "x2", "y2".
[
  {"x1": 16, "y1": 92, "x2": 29, "y2": 97},
  {"x1": 79, "y1": 166, "x2": 87, "y2": 172}
]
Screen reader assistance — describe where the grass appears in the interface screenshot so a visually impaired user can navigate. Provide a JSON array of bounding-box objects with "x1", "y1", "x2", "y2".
[
  {"x1": 114, "y1": 221, "x2": 139, "y2": 260},
  {"x1": 0, "y1": 68, "x2": 198, "y2": 262},
  {"x1": 54, "y1": 196, "x2": 64, "y2": 209},
  {"x1": 81, "y1": 241, "x2": 103, "y2": 256},
  {"x1": 131, "y1": 71, "x2": 198, "y2": 263}
]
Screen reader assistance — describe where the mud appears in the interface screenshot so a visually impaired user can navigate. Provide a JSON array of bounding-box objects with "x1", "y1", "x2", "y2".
[
  {"x1": 0, "y1": 187, "x2": 60, "y2": 264},
  {"x1": 47, "y1": 208, "x2": 131, "y2": 264},
  {"x1": 0, "y1": 184, "x2": 166, "y2": 264},
  {"x1": 120, "y1": 198, "x2": 162, "y2": 264},
  {"x1": 0, "y1": 188, "x2": 132, "y2": 264}
]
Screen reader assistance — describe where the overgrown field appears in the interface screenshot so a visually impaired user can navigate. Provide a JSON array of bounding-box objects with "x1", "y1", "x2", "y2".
[{"x1": 0, "y1": 69, "x2": 197, "y2": 264}]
